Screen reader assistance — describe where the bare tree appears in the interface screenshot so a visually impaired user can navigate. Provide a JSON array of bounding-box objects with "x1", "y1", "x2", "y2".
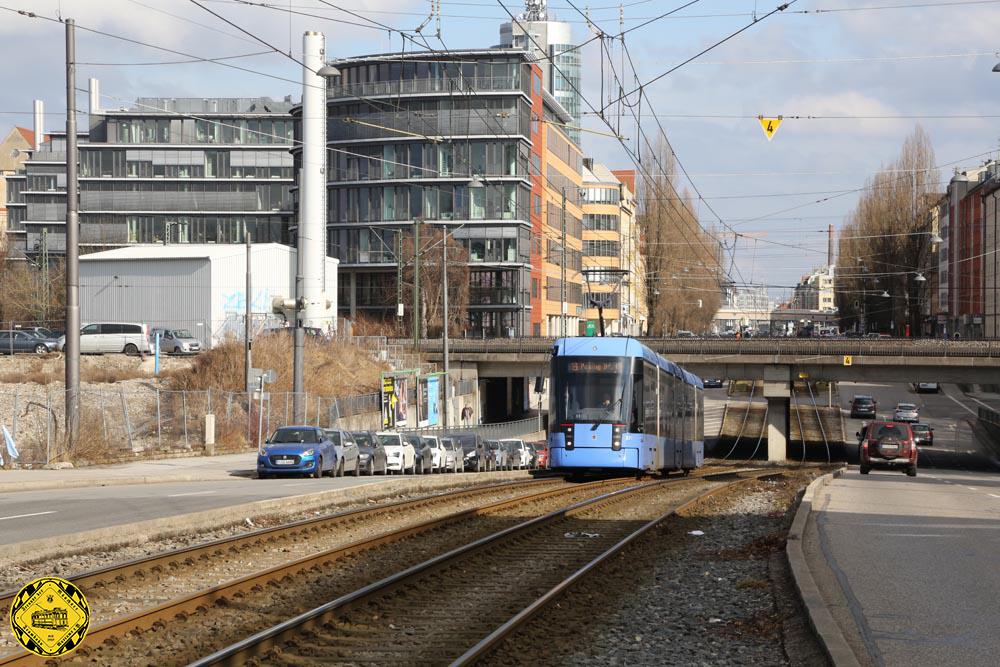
[
  {"x1": 401, "y1": 224, "x2": 470, "y2": 338},
  {"x1": 836, "y1": 126, "x2": 938, "y2": 335},
  {"x1": 0, "y1": 258, "x2": 66, "y2": 327},
  {"x1": 636, "y1": 142, "x2": 721, "y2": 335}
]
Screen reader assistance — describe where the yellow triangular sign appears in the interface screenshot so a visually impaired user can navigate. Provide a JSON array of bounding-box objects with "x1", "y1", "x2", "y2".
[{"x1": 758, "y1": 116, "x2": 782, "y2": 141}]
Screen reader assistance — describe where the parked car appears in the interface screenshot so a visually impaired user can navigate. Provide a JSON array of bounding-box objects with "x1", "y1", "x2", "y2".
[
  {"x1": 403, "y1": 434, "x2": 434, "y2": 474},
  {"x1": 500, "y1": 439, "x2": 533, "y2": 469},
  {"x1": 150, "y1": 328, "x2": 203, "y2": 355},
  {"x1": 350, "y1": 430, "x2": 388, "y2": 475},
  {"x1": 893, "y1": 402, "x2": 920, "y2": 423},
  {"x1": 420, "y1": 435, "x2": 458, "y2": 473},
  {"x1": 257, "y1": 426, "x2": 335, "y2": 479},
  {"x1": 451, "y1": 433, "x2": 490, "y2": 472},
  {"x1": 439, "y1": 436, "x2": 462, "y2": 473},
  {"x1": 915, "y1": 382, "x2": 940, "y2": 393},
  {"x1": 850, "y1": 395, "x2": 877, "y2": 419},
  {"x1": 0, "y1": 330, "x2": 58, "y2": 355},
  {"x1": 58, "y1": 322, "x2": 152, "y2": 355},
  {"x1": 910, "y1": 422, "x2": 934, "y2": 447},
  {"x1": 14, "y1": 326, "x2": 55, "y2": 339},
  {"x1": 324, "y1": 428, "x2": 361, "y2": 477},
  {"x1": 858, "y1": 421, "x2": 918, "y2": 476},
  {"x1": 530, "y1": 442, "x2": 549, "y2": 468},
  {"x1": 702, "y1": 378, "x2": 724, "y2": 389},
  {"x1": 376, "y1": 431, "x2": 416, "y2": 474},
  {"x1": 676, "y1": 330, "x2": 696, "y2": 338},
  {"x1": 485, "y1": 440, "x2": 510, "y2": 470}
]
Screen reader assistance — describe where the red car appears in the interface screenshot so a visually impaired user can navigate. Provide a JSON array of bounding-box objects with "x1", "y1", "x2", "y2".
[
  {"x1": 530, "y1": 442, "x2": 549, "y2": 468},
  {"x1": 858, "y1": 421, "x2": 918, "y2": 477}
]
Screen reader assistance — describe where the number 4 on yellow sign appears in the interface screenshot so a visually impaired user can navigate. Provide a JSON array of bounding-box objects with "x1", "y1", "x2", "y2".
[
  {"x1": 758, "y1": 116, "x2": 783, "y2": 141},
  {"x1": 843, "y1": 355, "x2": 853, "y2": 366}
]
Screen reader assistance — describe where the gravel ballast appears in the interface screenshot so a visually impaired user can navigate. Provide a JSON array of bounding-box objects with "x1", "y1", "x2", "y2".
[{"x1": 484, "y1": 469, "x2": 830, "y2": 667}]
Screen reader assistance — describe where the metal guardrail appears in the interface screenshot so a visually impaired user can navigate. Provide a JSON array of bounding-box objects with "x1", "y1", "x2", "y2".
[
  {"x1": 390, "y1": 337, "x2": 1000, "y2": 359},
  {"x1": 978, "y1": 406, "x2": 1000, "y2": 426}
]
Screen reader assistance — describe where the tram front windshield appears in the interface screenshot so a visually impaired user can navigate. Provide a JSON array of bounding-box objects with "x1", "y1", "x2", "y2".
[{"x1": 551, "y1": 356, "x2": 631, "y2": 424}]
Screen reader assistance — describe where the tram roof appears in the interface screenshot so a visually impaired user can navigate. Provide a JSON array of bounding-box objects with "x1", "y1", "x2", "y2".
[{"x1": 553, "y1": 337, "x2": 703, "y2": 389}]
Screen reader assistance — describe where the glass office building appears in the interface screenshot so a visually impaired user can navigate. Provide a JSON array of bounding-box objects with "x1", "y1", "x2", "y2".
[
  {"x1": 5, "y1": 94, "x2": 295, "y2": 257},
  {"x1": 322, "y1": 49, "x2": 539, "y2": 337}
]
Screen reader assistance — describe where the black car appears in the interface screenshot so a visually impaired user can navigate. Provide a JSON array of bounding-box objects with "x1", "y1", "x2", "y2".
[
  {"x1": 403, "y1": 434, "x2": 434, "y2": 474},
  {"x1": 850, "y1": 395, "x2": 877, "y2": 419},
  {"x1": 450, "y1": 433, "x2": 491, "y2": 472},
  {"x1": 350, "y1": 431, "x2": 388, "y2": 475},
  {"x1": 703, "y1": 378, "x2": 724, "y2": 389},
  {"x1": 910, "y1": 423, "x2": 934, "y2": 447}
]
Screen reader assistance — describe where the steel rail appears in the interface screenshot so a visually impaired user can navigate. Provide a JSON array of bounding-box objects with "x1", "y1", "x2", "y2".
[
  {"x1": 189, "y1": 468, "x2": 768, "y2": 667},
  {"x1": 451, "y1": 472, "x2": 781, "y2": 665},
  {"x1": 0, "y1": 477, "x2": 556, "y2": 615},
  {"x1": 0, "y1": 477, "x2": 623, "y2": 667}
]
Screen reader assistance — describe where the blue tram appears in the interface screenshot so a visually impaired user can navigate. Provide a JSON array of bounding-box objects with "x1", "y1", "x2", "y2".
[{"x1": 547, "y1": 337, "x2": 704, "y2": 474}]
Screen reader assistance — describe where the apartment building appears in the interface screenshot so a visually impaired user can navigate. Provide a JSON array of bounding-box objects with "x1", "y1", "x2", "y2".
[{"x1": 579, "y1": 160, "x2": 646, "y2": 335}]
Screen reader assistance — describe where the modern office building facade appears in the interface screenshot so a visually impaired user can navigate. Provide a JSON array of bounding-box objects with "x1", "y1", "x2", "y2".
[
  {"x1": 4, "y1": 84, "x2": 295, "y2": 258},
  {"x1": 323, "y1": 49, "x2": 583, "y2": 337},
  {"x1": 499, "y1": 0, "x2": 581, "y2": 145}
]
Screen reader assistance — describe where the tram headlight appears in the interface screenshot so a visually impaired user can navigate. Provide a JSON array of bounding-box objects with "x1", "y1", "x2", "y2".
[
  {"x1": 612, "y1": 424, "x2": 624, "y2": 451},
  {"x1": 562, "y1": 423, "x2": 574, "y2": 450}
]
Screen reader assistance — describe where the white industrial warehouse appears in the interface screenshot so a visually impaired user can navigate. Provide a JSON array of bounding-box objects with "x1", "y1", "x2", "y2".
[{"x1": 79, "y1": 243, "x2": 338, "y2": 349}]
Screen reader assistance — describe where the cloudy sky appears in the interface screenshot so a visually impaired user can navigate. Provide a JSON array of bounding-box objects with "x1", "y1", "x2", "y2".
[{"x1": 2, "y1": 0, "x2": 999, "y2": 299}]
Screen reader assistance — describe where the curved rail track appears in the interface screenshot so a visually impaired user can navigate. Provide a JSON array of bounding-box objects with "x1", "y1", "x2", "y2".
[
  {"x1": 190, "y1": 469, "x2": 775, "y2": 667},
  {"x1": 0, "y1": 476, "x2": 647, "y2": 666}
]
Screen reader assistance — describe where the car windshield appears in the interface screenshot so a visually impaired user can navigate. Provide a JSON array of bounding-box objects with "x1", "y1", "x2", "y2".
[
  {"x1": 324, "y1": 431, "x2": 341, "y2": 445},
  {"x1": 377, "y1": 434, "x2": 402, "y2": 447},
  {"x1": 854, "y1": 397, "x2": 874, "y2": 405},
  {"x1": 451, "y1": 435, "x2": 480, "y2": 452},
  {"x1": 270, "y1": 428, "x2": 319, "y2": 444},
  {"x1": 352, "y1": 433, "x2": 373, "y2": 447},
  {"x1": 910, "y1": 424, "x2": 929, "y2": 433},
  {"x1": 173, "y1": 329, "x2": 194, "y2": 339},
  {"x1": 872, "y1": 424, "x2": 907, "y2": 440},
  {"x1": 897, "y1": 404, "x2": 917, "y2": 411}
]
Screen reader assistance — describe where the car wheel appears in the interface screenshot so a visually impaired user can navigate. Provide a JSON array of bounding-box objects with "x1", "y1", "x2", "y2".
[
  {"x1": 124, "y1": 343, "x2": 139, "y2": 356},
  {"x1": 336, "y1": 460, "x2": 344, "y2": 478},
  {"x1": 860, "y1": 464, "x2": 871, "y2": 475},
  {"x1": 906, "y1": 466, "x2": 917, "y2": 477},
  {"x1": 353, "y1": 459, "x2": 360, "y2": 477},
  {"x1": 312, "y1": 457, "x2": 323, "y2": 479},
  {"x1": 258, "y1": 472, "x2": 271, "y2": 480},
  {"x1": 174, "y1": 346, "x2": 182, "y2": 354},
  {"x1": 34, "y1": 344, "x2": 48, "y2": 355}
]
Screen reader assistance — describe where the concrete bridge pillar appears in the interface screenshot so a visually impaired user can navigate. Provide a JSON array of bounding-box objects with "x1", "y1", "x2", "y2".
[{"x1": 763, "y1": 381, "x2": 790, "y2": 462}]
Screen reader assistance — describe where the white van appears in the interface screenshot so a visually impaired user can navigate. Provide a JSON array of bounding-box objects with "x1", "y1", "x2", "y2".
[{"x1": 60, "y1": 322, "x2": 152, "y2": 355}]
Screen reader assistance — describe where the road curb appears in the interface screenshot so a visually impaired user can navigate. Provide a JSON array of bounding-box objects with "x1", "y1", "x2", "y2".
[
  {"x1": 0, "y1": 473, "x2": 250, "y2": 494},
  {"x1": 786, "y1": 467, "x2": 859, "y2": 667},
  {"x1": 0, "y1": 471, "x2": 533, "y2": 570}
]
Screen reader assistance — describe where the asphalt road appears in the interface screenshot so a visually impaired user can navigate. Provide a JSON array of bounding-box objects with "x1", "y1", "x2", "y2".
[
  {"x1": 839, "y1": 382, "x2": 999, "y2": 468},
  {"x1": 814, "y1": 466, "x2": 1000, "y2": 666},
  {"x1": 0, "y1": 473, "x2": 449, "y2": 546}
]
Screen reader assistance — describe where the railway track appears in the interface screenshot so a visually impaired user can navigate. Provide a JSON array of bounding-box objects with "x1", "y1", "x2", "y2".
[
  {"x1": 0, "y1": 475, "x2": 652, "y2": 666},
  {"x1": 189, "y1": 469, "x2": 774, "y2": 667}
]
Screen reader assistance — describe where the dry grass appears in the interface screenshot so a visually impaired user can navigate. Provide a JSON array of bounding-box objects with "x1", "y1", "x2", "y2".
[
  {"x1": 0, "y1": 354, "x2": 184, "y2": 385},
  {"x1": 164, "y1": 335, "x2": 387, "y2": 397}
]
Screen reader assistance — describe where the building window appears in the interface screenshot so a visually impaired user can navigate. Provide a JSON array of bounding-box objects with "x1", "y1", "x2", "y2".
[
  {"x1": 583, "y1": 239, "x2": 620, "y2": 257},
  {"x1": 583, "y1": 213, "x2": 619, "y2": 231}
]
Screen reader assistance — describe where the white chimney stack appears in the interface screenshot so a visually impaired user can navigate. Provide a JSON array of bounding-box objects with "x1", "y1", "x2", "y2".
[
  {"x1": 298, "y1": 31, "x2": 333, "y2": 331},
  {"x1": 89, "y1": 77, "x2": 100, "y2": 115},
  {"x1": 32, "y1": 100, "x2": 43, "y2": 151}
]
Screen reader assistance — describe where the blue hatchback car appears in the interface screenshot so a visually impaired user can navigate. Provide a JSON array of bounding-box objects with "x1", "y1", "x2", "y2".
[{"x1": 257, "y1": 426, "x2": 336, "y2": 479}]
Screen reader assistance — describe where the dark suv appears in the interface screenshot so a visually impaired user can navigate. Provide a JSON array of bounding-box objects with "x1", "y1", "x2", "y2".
[
  {"x1": 858, "y1": 421, "x2": 917, "y2": 477},
  {"x1": 850, "y1": 395, "x2": 877, "y2": 419}
]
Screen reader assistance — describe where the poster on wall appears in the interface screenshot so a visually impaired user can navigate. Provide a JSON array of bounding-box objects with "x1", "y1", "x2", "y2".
[
  {"x1": 381, "y1": 375, "x2": 397, "y2": 430},
  {"x1": 426, "y1": 376, "x2": 440, "y2": 427},
  {"x1": 394, "y1": 377, "x2": 409, "y2": 427},
  {"x1": 418, "y1": 377, "x2": 429, "y2": 428}
]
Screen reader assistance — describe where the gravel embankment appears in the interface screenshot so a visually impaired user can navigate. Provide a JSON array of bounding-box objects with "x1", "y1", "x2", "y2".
[{"x1": 484, "y1": 469, "x2": 829, "y2": 667}]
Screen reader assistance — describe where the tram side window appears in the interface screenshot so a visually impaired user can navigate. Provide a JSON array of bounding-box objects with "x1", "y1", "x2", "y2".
[
  {"x1": 697, "y1": 389, "x2": 705, "y2": 441},
  {"x1": 658, "y1": 369, "x2": 668, "y2": 438},
  {"x1": 672, "y1": 375, "x2": 682, "y2": 440},
  {"x1": 643, "y1": 362, "x2": 657, "y2": 436}
]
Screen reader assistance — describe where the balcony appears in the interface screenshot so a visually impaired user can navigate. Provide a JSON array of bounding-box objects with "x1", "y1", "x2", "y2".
[{"x1": 329, "y1": 76, "x2": 523, "y2": 101}]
